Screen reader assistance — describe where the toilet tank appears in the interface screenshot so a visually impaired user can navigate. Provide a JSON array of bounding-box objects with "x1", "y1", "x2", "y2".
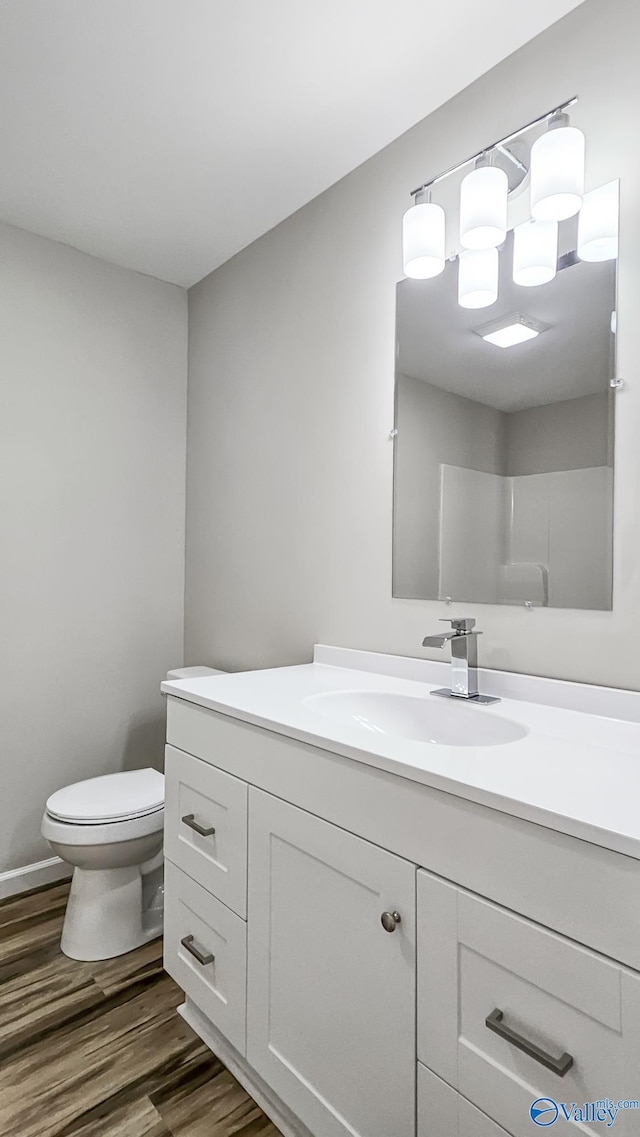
[{"x1": 166, "y1": 666, "x2": 226, "y2": 680}]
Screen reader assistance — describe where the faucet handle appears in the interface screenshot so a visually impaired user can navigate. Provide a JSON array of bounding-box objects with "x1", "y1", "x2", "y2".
[{"x1": 439, "y1": 617, "x2": 476, "y2": 634}]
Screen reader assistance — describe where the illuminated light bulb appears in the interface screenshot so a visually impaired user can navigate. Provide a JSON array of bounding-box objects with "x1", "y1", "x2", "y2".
[
  {"x1": 578, "y1": 180, "x2": 619, "y2": 262},
  {"x1": 402, "y1": 193, "x2": 446, "y2": 279},
  {"x1": 530, "y1": 111, "x2": 585, "y2": 222},
  {"x1": 513, "y1": 219, "x2": 558, "y2": 287},
  {"x1": 460, "y1": 158, "x2": 508, "y2": 250},
  {"x1": 458, "y1": 247, "x2": 499, "y2": 309}
]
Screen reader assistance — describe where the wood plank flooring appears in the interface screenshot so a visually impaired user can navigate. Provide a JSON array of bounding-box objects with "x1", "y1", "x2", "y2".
[{"x1": 0, "y1": 882, "x2": 281, "y2": 1137}]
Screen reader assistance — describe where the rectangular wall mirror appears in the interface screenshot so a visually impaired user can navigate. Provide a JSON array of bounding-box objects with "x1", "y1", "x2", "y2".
[{"x1": 393, "y1": 177, "x2": 617, "y2": 611}]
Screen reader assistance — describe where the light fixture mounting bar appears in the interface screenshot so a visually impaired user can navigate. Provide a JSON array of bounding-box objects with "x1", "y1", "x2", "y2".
[{"x1": 409, "y1": 96, "x2": 578, "y2": 199}]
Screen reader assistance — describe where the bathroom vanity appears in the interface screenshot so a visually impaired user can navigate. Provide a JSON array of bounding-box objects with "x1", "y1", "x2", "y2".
[{"x1": 161, "y1": 646, "x2": 640, "y2": 1137}]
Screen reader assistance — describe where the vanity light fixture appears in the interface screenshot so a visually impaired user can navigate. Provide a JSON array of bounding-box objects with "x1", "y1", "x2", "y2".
[
  {"x1": 578, "y1": 180, "x2": 619, "y2": 262},
  {"x1": 459, "y1": 155, "x2": 508, "y2": 250},
  {"x1": 512, "y1": 218, "x2": 558, "y2": 286},
  {"x1": 458, "y1": 247, "x2": 499, "y2": 309},
  {"x1": 402, "y1": 189, "x2": 446, "y2": 279},
  {"x1": 530, "y1": 110, "x2": 585, "y2": 222},
  {"x1": 403, "y1": 97, "x2": 611, "y2": 304},
  {"x1": 474, "y1": 313, "x2": 548, "y2": 349},
  {"x1": 405, "y1": 97, "x2": 578, "y2": 285}
]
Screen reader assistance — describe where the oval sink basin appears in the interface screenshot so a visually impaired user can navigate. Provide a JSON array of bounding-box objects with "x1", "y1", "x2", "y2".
[{"x1": 304, "y1": 690, "x2": 527, "y2": 747}]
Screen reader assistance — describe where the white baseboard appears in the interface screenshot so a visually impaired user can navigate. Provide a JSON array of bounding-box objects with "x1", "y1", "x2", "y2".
[
  {"x1": 179, "y1": 999, "x2": 312, "y2": 1137},
  {"x1": 0, "y1": 855, "x2": 71, "y2": 901}
]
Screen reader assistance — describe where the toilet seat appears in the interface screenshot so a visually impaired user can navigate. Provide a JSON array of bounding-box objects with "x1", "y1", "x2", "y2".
[
  {"x1": 46, "y1": 769, "x2": 164, "y2": 825},
  {"x1": 42, "y1": 803, "x2": 164, "y2": 847}
]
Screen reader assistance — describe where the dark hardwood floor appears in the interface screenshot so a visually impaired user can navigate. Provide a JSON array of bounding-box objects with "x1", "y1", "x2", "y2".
[{"x1": 0, "y1": 881, "x2": 281, "y2": 1137}]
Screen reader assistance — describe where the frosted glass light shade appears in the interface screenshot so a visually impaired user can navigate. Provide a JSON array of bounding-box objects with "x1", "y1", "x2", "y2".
[
  {"x1": 513, "y1": 219, "x2": 558, "y2": 287},
  {"x1": 530, "y1": 122, "x2": 585, "y2": 221},
  {"x1": 403, "y1": 201, "x2": 446, "y2": 278},
  {"x1": 458, "y1": 248, "x2": 499, "y2": 309},
  {"x1": 460, "y1": 165, "x2": 508, "y2": 250},
  {"x1": 578, "y1": 180, "x2": 619, "y2": 262}
]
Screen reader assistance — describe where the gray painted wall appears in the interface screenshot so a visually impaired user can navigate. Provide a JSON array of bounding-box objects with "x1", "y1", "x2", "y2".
[
  {"x1": 186, "y1": 0, "x2": 640, "y2": 689},
  {"x1": 506, "y1": 393, "x2": 610, "y2": 476},
  {"x1": 393, "y1": 376, "x2": 506, "y2": 598},
  {"x1": 0, "y1": 222, "x2": 187, "y2": 872},
  {"x1": 393, "y1": 383, "x2": 609, "y2": 601}
]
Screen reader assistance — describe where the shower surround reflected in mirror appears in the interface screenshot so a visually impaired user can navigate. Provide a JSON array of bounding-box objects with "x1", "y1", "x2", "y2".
[{"x1": 393, "y1": 228, "x2": 616, "y2": 610}]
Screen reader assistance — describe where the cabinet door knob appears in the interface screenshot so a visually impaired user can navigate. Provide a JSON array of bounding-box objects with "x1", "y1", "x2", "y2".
[{"x1": 381, "y1": 911, "x2": 401, "y2": 933}]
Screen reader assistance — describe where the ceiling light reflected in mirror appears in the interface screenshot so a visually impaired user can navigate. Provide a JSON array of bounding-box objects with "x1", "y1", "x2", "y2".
[{"x1": 474, "y1": 313, "x2": 548, "y2": 349}]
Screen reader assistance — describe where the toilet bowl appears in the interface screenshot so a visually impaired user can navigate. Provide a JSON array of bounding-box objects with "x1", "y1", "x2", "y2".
[
  {"x1": 42, "y1": 769, "x2": 165, "y2": 961},
  {"x1": 41, "y1": 665, "x2": 225, "y2": 962}
]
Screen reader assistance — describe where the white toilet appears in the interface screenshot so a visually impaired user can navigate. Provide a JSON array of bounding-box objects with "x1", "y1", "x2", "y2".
[
  {"x1": 42, "y1": 768, "x2": 166, "y2": 961},
  {"x1": 41, "y1": 664, "x2": 224, "y2": 962}
]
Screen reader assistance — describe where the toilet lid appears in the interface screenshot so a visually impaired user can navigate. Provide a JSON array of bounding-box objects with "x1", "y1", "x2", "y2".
[{"x1": 46, "y1": 769, "x2": 165, "y2": 824}]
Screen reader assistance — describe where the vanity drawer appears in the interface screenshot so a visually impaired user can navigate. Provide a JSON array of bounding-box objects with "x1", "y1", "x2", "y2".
[
  {"x1": 164, "y1": 860, "x2": 247, "y2": 1055},
  {"x1": 418, "y1": 1065, "x2": 511, "y2": 1137},
  {"x1": 418, "y1": 870, "x2": 640, "y2": 1137},
  {"x1": 164, "y1": 744, "x2": 248, "y2": 917}
]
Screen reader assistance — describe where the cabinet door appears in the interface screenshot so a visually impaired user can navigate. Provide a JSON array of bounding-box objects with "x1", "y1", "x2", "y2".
[{"x1": 247, "y1": 789, "x2": 416, "y2": 1137}]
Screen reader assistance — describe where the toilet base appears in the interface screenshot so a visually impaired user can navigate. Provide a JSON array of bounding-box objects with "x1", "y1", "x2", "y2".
[{"x1": 61, "y1": 864, "x2": 163, "y2": 961}]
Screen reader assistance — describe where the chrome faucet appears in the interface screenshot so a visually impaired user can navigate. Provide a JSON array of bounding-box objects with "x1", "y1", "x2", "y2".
[{"x1": 422, "y1": 617, "x2": 500, "y2": 705}]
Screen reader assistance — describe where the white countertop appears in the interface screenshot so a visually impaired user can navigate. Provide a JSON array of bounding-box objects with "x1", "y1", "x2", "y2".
[{"x1": 162, "y1": 646, "x2": 640, "y2": 860}]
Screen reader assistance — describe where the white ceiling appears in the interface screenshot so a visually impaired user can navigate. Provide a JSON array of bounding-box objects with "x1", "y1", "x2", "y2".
[{"x1": 0, "y1": 0, "x2": 583, "y2": 287}]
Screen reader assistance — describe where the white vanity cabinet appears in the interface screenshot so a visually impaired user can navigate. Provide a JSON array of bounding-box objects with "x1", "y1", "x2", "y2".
[
  {"x1": 162, "y1": 733, "x2": 417, "y2": 1137},
  {"x1": 417, "y1": 871, "x2": 640, "y2": 1137},
  {"x1": 164, "y1": 744, "x2": 248, "y2": 917},
  {"x1": 162, "y1": 690, "x2": 640, "y2": 1137},
  {"x1": 418, "y1": 1066, "x2": 511, "y2": 1137},
  {"x1": 164, "y1": 860, "x2": 247, "y2": 1054},
  {"x1": 246, "y1": 788, "x2": 416, "y2": 1137}
]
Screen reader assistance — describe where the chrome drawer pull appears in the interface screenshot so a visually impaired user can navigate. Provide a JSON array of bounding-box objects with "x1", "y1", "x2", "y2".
[
  {"x1": 181, "y1": 813, "x2": 215, "y2": 837},
  {"x1": 180, "y1": 934, "x2": 215, "y2": 966},
  {"x1": 485, "y1": 1008, "x2": 574, "y2": 1077}
]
